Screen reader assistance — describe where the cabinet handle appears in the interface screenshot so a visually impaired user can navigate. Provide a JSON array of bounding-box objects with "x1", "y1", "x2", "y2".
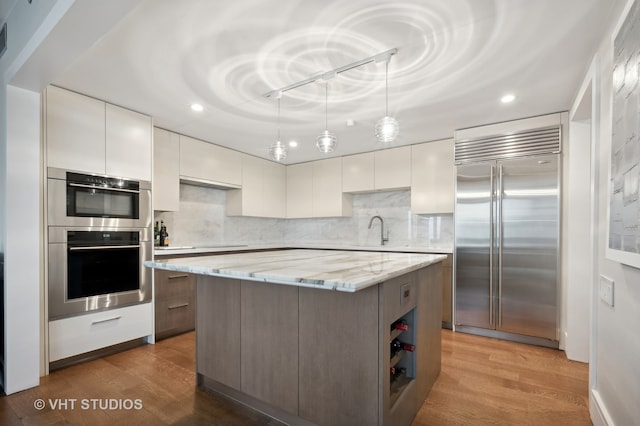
[
  {"x1": 91, "y1": 316, "x2": 122, "y2": 325},
  {"x1": 168, "y1": 274, "x2": 190, "y2": 280},
  {"x1": 168, "y1": 303, "x2": 189, "y2": 310}
]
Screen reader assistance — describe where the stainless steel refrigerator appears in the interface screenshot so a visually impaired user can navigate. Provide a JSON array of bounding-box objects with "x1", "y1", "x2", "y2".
[{"x1": 454, "y1": 153, "x2": 560, "y2": 347}]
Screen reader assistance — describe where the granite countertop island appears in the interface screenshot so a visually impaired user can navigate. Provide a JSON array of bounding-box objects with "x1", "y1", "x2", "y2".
[
  {"x1": 145, "y1": 248, "x2": 444, "y2": 425},
  {"x1": 145, "y1": 248, "x2": 446, "y2": 292}
]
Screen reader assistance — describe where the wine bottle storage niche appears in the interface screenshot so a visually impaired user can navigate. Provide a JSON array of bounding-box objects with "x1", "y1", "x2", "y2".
[{"x1": 389, "y1": 308, "x2": 416, "y2": 408}]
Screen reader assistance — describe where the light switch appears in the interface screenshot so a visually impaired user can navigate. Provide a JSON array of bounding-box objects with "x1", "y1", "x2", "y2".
[{"x1": 599, "y1": 275, "x2": 614, "y2": 307}]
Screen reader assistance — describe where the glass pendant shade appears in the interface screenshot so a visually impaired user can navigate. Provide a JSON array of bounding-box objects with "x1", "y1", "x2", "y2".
[
  {"x1": 375, "y1": 115, "x2": 399, "y2": 143},
  {"x1": 316, "y1": 130, "x2": 337, "y2": 153},
  {"x1": 316, "y1": 83, "x2": 336, "y2": 153},
  {"x1": 269, "y1": 96, "x2": 288, "y2": 161},
  {"x1": 376, "y1": 58, "x2": 399, "y2": 143},
  {"x1": 269, "y1": 140, "x2": 287, "y2": 161}
]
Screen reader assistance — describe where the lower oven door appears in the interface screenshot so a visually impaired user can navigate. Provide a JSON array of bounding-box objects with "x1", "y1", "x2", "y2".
[{"x1": 48, "y1": 227, "x2": 152, "y2": 320}]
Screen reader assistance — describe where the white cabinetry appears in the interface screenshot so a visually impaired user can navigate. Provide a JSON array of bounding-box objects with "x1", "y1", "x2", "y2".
[
  {"x1": 411, "y1": 139, "x2": 455, "y2": 214},
  {"x1": 313, "y1": 158, "x2": 352, "y2": 217},
  {"x1": 374, "y1": 145, "x2": 411, "y2": 191},
  {"x1": 49, "y1": 303, "x2": 153, "y2": 362},
  {"x1": 179, "y1": 135, "x2": 242, "y2": 187},
  {"x1": 153, "y1": 128, "x2": 180, "y2": 211},
  {"x1": 105, "y1": 104, "x2": 152, "y2": 181},
  {"x1": 46, "y1": 85, "x2": 106, "y2": 173},
  {"x1": 286, "y1": 163, "x2": 313, "y2": 218},
  {"x1": 227, "y1": 154, "x2": 286, "y2": 218},
  {"x1": 45, "y1": 86, "x2": 152, "y2": 181},
  {"x1": 342, "y1": 152, "x2": 374, "y2": 192},
  {"x1": 342, "y1": 146, "x2": 411, "y2": 193}
]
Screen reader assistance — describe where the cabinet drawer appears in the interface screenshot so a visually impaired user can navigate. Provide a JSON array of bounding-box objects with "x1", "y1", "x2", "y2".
[
  {"x1": 155, "y1": 296, "x2": 195, "y2": 340},
  {"x1": 49, "y1": 303, "x2": 152, "y2": 362},
  {"x1": 155, "y1": 270, "x2": 195, "y2": 301}
]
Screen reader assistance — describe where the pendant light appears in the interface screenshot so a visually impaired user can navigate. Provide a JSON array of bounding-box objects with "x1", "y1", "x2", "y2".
[
  {"x1": 269, "y1": 94, "x2": 288, "y2": 161},
  {"x1": 375, "y1": 57, "x2": 399, "y2": 143},
  {"x1": 316, "y1": 82, "x2": 337, "y2": 153}
]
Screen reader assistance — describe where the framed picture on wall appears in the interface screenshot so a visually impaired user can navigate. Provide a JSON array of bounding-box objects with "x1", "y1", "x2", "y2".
[{"x1": 607, "y1": 0, "x2": 640, "y2": 268}]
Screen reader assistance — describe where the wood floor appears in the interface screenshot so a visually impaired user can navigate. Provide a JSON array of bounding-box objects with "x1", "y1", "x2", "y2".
[{"x1": 0, "y1": 330, "x2": 590, "y2": 425}]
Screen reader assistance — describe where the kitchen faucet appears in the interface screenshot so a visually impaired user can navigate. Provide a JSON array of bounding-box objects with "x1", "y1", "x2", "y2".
[{"x1": 368, "y1": 215, "x2": 389, "y2": 246}]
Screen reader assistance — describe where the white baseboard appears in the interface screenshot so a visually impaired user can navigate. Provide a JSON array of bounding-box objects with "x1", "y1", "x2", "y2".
[{"x1": 590, "y1": 388, "x2": 614, "y2": 426}]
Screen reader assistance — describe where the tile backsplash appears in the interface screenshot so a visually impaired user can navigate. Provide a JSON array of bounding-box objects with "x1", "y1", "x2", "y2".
[{"x1": 155, "y1": 184, "x2": 453, "y2": 249}]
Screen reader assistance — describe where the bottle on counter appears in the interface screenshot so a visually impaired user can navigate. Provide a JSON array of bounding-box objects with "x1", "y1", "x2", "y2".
[
  {"x1": 159, "y1": 222, "x2": 169, "y2": 247},
  {"x1": 154, "y1": 221, "x2": 160, "y2": 247}
]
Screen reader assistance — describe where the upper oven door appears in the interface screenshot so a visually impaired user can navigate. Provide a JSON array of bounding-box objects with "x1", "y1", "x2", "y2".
[{"x1": 47, "y1": 167, "x2": 151, "y2": 228}]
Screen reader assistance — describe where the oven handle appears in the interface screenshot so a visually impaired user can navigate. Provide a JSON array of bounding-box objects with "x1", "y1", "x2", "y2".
[
  {"x1": 69, "y1": 244, "x2": 141, "y2": 251},
  {"x1": 68, "y1": 182, "x2": 140, "y2": 194}
]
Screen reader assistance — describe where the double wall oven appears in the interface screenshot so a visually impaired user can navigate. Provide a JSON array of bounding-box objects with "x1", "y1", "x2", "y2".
[{"x1": 47, "y1": 168, "x2": 152, "y2": 320}]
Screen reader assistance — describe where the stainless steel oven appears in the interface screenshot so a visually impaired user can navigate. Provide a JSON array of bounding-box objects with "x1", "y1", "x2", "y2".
[
  {"x1": 47, "y1": 167, "x2": 151, "y2": 229},
  {"x1": 48, "y1": 227, "x2": 152, "y2": 320},
  {"x1": 47, "y1": 168, "x2": 153, "y2": 319}
]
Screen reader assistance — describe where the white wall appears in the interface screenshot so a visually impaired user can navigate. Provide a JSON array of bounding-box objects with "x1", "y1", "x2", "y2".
[
  {"x1": 4, "y1": 85, "x2": 41, "y2": 393},
  {"x1": 564, "y1": 119, "x2": 592, "y2": 362},
  {"x1": 585, "y1": 0, "x2": 640, "y2": 423}
]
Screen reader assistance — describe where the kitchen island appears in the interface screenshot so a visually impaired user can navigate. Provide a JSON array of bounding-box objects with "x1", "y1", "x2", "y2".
[{"x1": 145, "y1": 249, "x2": 445, "y2": 426}]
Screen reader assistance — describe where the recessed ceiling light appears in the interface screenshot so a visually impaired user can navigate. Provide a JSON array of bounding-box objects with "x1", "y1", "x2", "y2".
[
  {"x1": 289, "y1": 140, "x2": 298, "y2": 148},
  {"x1": 191, "y1": 103, "x2": 204, "y2": 112},
  {"x1": 501, "y1": 94, "x2": 516, "y2": 103}
]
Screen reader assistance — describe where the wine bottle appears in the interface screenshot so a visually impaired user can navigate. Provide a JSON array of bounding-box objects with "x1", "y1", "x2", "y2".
[
  {"x1": 391, "y1": 338, "x2": 415, "y2": 357},
  {"x1": 391, "y1": 319, "x2": 409, "y2": 332},
  {"x1": 154, "y1": 221, "x2": 160, "y2": 247}
]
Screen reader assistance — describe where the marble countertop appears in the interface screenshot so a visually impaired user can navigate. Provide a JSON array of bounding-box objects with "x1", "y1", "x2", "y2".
[
  {"x1": 154, "y1": 243, "x2": 453, "y2": 256},
  {"x1": 145, "y1": 249, "x2": 447, "y2": 292}
]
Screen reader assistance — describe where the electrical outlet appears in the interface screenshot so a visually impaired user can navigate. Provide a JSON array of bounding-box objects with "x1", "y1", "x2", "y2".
[{"x1": 599, "y1": 275, "x2": 614, "y2": 307}]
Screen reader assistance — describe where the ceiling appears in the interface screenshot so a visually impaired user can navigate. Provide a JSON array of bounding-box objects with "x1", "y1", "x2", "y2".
[{"x1": 15, "y1": 0, "x2": 623, "y2": 164}]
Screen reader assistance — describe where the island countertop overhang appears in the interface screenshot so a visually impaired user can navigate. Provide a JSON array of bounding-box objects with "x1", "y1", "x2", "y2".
[{"x1": 144, "y1": 249, "x2": 446, "y2": 292}]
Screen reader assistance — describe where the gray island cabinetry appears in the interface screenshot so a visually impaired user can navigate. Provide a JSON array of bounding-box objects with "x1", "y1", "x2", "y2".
[{"x1": 146, "y1": 249, "x2": 444, "y2": 425}]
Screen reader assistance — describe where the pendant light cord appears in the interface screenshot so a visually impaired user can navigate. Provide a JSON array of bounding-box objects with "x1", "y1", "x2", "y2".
[
  {"x1": 325, "y1": 83, "x2": 329, "y2": 130},
  {"x1": 385, "y1": 59, "x2": 389, "y2": 116}
]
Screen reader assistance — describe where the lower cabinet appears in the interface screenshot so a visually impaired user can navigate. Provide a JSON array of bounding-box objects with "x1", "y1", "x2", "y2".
[
  {"x1": 154, "y1": 269, "x2": 196, "y2": 340},
  {"x1": 49, "y1": 303, "x2": 153, "y2": 363},
  {"x1": 195, "y1": 263, "x2": 443, "y2": 426}
]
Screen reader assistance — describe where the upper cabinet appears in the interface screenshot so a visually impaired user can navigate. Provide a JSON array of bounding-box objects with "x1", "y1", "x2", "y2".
[
  {"x1": 342, "y1": 152, "x2": 374, "y2": 193},
  {"x1": 227, "y1": 154, "x2": 286, "y2": 218},
  {"x1": 313, "y1": 158, "x2": 352, "y2": 217},
  {"x1": 45, "y1": 86, "x2": 152, "y2": 181},
  {"x1": 179, "y1": 135, "x2": 242, "y2": 188},
  {"x1": 411, "y1": 139, "x2": 455, "y2": 214},
  {"x1": 153, "y1": 128, "x2": 180, "y2": 212},
  {"x1": 286, "y1": 163, "x2": 313, "y2": 218},
  {"x1": 46, "y1": 86, "x2": 106, "y2": 174},
  {"x1": 342, "y1": 146, "x2": 411, "y2": 193},
  {"x1": 105, "y1": 104, "x2": 152, "y2": 181},
  {"x1": 374, "y1": 146, "x2": 411, "y2": 191},
  {"x1": 287, "y1": 158, "x2": 352, "y2": 218}
]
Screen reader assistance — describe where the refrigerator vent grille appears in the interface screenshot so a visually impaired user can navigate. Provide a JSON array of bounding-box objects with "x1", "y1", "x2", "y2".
[{"x1": 454, "y1": 125, "x2": 561, "y2": 164}]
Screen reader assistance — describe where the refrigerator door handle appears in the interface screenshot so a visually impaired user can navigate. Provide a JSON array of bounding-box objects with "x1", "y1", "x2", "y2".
[
  {"x1": 497, "y1": 163, "x2": 504, "y2": 327},
  {"x1": 489, "y1": 164, "x2": 495, "y2": 326}
]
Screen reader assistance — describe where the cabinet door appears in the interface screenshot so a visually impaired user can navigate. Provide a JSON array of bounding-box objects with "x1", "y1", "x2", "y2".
[
  {"x1": 241, "y1": 281, "x2": 298, "y2": 414},
  {"x1": 374, "y1": 145, "x2": 411, "y2": 190},
  {"x1": 286, "y1": 163, "x2": 313, "y2": 218},
  {"x1": 153, "y1": 128, "x2": 180, "y2": 211},
  {"x1": 179, "y1": 135, "x2": 242, "y2": 187},
  {"x1": 411, "y1": 139, "x2": 455, "y2": 214},
  {"x1": 312, "y1": 157, "x2": 352, "y2": 217},
  {"x1": 342, "y1": 152, "x2": 374, "y2": 193},
  {"x1": 105, "y1": 104, "x2": 152, "y2": 181},
  {"x1": 46, "y1": 86, "x2": 106, "y2": 173},
  {"x1": 262, "y1": 159, "x2": 286, "y2": 218}
]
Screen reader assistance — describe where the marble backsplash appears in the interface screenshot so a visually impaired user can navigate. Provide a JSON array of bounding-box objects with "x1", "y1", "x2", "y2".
[{"x1": 155, "y1": 184, "x2": 453, "y2": 249}]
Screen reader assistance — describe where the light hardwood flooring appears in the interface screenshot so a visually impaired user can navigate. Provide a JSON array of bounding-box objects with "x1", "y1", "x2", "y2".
[{"x1": 1, "y1": 330, "x2": 590, "y2": 425}]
